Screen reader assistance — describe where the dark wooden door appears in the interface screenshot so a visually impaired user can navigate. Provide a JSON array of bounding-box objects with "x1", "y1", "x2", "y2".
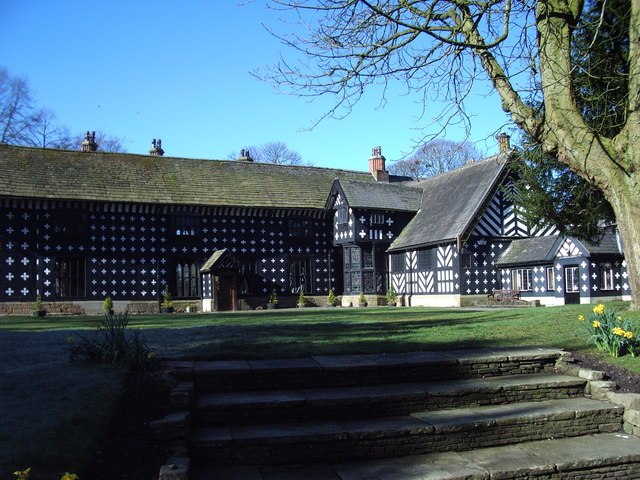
[
  {"x1": 217, "y1": 273, "x2": 237, "y2": 311},
  {"x1": 564, "y1": 265, "x2": 580, "y2": 305}
]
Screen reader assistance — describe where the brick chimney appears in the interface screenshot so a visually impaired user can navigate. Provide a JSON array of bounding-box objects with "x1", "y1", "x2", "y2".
[
  {"x1": 369, "y1": 146, "x2": 389, "y2": 182},
  {"x1": 497, "y1": 132, "x2": 511, "y2": 153},
  {"x1": 149, "y1": 139, "x2": 164, "y2": 156},
  {"x1": 237, "y1": 148, "x2": 254, "y2": 162},
  {"x1": 81, "y1": 131, "x2": 98, "y2": 152}
]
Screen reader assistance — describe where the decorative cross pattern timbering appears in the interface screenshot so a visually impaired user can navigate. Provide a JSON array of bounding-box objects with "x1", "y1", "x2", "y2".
[{"x1": 0, "y1": 201, "x2": 335, "y2": 301}]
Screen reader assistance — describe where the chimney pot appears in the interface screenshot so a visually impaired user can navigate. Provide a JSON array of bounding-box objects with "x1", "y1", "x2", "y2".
[
  {"x1": 149, "y1": 138, "x2": 164, "y2": 156},
  {"x1": 237, "y1": 148, "x2": 254, "y2": 162},
  {"x1": 369, "y1": 146, "x2": 389, "y2": 182},
  {"x1": 497, "y1": 132, "x2": 511, "y2": 153},
  {"x1": 81, "y1": 130, "x2": 98, "y2": 152}
]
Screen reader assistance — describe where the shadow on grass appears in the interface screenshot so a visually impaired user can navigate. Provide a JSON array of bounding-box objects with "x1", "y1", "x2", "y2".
[{"x1": 143, "y1": 308, "x2": 577, "y2": 360}]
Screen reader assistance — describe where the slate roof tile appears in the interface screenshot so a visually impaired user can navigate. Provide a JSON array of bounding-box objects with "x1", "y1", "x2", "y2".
[{"x1": 330, "y1": 179, "x2": 422, "y2": 211}]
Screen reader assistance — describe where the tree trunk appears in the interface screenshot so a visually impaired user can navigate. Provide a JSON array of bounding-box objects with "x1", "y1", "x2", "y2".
[
  {"x1": 486, "y1": 0, "x2": 640, "y2": 308},
  {"x1": 606, "y1": 176, "x2": 640, "y2": 310}
]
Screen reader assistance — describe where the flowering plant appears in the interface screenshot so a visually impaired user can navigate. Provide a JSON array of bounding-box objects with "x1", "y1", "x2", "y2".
[{"x1": 579, "y1": 304, "x2": 640, "y2": 357}]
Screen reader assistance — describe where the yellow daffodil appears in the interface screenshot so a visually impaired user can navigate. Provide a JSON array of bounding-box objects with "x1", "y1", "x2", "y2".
[
  {"x1": 593, "y1": 304, "x2": 605, "y2": 315},
  {"x1": 613, "y1": 327, "x2": 623, "y2": 336},
  {"x1": 13, "y1": 468, "x2": 31, "y2": 480},
  {"x1": 60, "y1": 473, "x2": 79, "y2": 480},
  {"x1": 626, "y1": 331, "x2": 634, "y2": 339},
  {"x1": 578, "y1": 315, "x2": 585, "y2": 321},
  {"x1": 617, "y1": 316, "x2": 623, "y2": 322},
  {"x1": 592, "y1": 320, "x2": 601, "y2": 328}
]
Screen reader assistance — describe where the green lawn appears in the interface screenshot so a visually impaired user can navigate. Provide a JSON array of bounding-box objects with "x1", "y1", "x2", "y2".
[{"x1": 2, "y1": 302, "x2": 640, "y2": 479}]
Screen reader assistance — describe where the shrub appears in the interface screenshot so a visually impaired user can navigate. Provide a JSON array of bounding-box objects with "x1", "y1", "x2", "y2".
[
  {"x1": 385, "y1": 286, "x2": 397, "y2": 305},
  {"x1": 579, "y1": 304, "x2": 640, "y2": 357},
  {"x1": 103, "y1": 296, "x2": 114, "y2": 313},
  {"x1": 69, "y1": 313, "x2": 157, "y2": 369},
  {"x1": 326, "y1": 289, "x2": 336, "y2": 306},
  {"x1": 161, "y1": 286, "x2": 173, "y2": 309},
  {"x1": 358, "y1": 292, "x2": 367, "y2": 306},
  {"x1": 297, "y1": 291, "x2": 306, "y2": 306},
  {"x1": 268, "y1": 290, "x2": 278, "y2": 305}
]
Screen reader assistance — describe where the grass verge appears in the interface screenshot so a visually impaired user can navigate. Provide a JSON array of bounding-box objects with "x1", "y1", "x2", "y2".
[{"x1": 1, "y1": 301, "x2": 639, "y2": 478}]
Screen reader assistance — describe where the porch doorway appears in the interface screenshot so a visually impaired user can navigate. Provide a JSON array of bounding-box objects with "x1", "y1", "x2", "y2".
[
  {"x1": 564, "y1": 265, "x2": 580, "y2": 305},
  {"x1": 217, "y1": 273, "x2": 237, "y2": 311}
]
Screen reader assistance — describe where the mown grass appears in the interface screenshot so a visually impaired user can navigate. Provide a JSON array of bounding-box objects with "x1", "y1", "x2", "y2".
[{"x1": 1, "y1": 302, "x2": 640, "y2": 479}]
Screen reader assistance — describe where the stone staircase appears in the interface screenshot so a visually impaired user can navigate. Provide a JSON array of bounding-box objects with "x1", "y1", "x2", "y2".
[{"x1": 157, "y1": 348, "x2": 640, "y2": 479}]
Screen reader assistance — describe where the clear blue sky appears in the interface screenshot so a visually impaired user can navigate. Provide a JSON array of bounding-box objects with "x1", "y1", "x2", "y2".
[{"x1": 1, "y1": 1, "x2": 512, "y2": 171}]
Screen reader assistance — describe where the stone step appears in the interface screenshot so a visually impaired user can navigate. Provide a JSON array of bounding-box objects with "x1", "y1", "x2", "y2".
[
  {"x1": 193, "y1": 347, "x2": 563, "y2": 392},
  {"x1": 190, "y1": 397, "x2": 622, "y2": 466},
  {"x1": 194, "y1": 373, "x2": 586, "y2": 426},
  {"x1": 192, "y1": 433, "x2": 640, "y2": 479}
]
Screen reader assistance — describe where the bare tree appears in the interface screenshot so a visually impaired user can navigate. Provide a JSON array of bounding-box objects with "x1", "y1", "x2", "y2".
[
  {"x1": 261, "y1": 0, "x2": 640, "y2": 308},
  {"x1": 19, "y1": 108, "x2": 74, "y2": 149},
  {"x1": 0, "y1": 67, "x2": 127, "y2": 152},
  {"x1": 0, "y1": 67, "x2": 33, "y2": 144},
  {"x1": 389, "y1": 139, "x2": 483, "y2": 178},
  {"x1": 228, "y1": 141, "x2": 310, "y2": 165}
]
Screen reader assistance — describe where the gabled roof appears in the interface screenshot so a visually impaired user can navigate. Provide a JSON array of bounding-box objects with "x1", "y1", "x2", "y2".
[
  {"x1": 495, "y1": 231, "x2": 623, "y2": 267},
  {"x1": 495, "y1": 236, "x2": 561, "y2": 266},
  {"x1": 326, "y1": 179, "x2": 422, "y2": 212},
  {"x1": 387, "y1": 153, "x2": 511, "y2": 252},
  {"x1": 0, "y1": 144, "x2": 374, "y2": 209}
]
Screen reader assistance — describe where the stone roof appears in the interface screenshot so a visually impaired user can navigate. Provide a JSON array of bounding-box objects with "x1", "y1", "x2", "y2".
[
  {"x1": 495, "y1": 231, "x2": 623, "y2": 266},
  {"x1": 0, "y1": 144, "x2": 375, "y2": 209},
  {"x1": 327, "y1": 179, "x2": 422, "y2": 212},
  {"x1": 388, "y1": 153, "x2": 511, "y2": 251},
  {"x1": 495, "y1": 236, "x2": 561, "y2": 266}
]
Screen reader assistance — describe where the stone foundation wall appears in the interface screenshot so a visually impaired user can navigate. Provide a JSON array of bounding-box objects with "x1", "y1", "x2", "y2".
[{"x1": 0, "y1": 302, "x2": 85, "y2": 315}]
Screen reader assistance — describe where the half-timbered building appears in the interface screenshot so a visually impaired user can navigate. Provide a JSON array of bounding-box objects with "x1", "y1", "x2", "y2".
[{"x1": 0, "y1": 135, "x2": 631, "y2": 314}]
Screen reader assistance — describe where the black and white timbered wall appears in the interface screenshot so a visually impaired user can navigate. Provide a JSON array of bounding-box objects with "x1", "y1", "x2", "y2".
[{"x1": 0, "y1": 198, "x2": 337, "y2": 304}]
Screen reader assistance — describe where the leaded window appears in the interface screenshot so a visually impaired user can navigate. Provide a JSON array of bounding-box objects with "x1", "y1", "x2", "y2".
[
  {"x1": 418, "y1": 250, "x2": 433, "y2": 270},
  {"x1": 289, "y1": 257, "x2": 312, "y2": 293},
  {"x1": 171, "y1": 215, "x2": 201, "y2": 236},
  {"x1": 337, "y1": 207, "x2": 349, "y2": 225},
  {"x1": 55, "y1": 258, "x2": 86, "y2": 298},
  {"x1": 176, "y1": 261, "x2": 199, "y2": 298},
  {"x1": 565, "y1": 267, "x2": 580, "y2": 293},
  {"x1": 391, "y1": 253, "x2": 405, "y2": 272},
  {"x1": 511, "y1": 268, "x2": 533, "y2": 291},
  {"x1": 600, "y1": 263, "x2": 614, "y2": 290},
  {"x1": 546, "y1": 266, "x2": 555, "y2": 291},
  {"x1": 289, "y1": 219, "x2": 312, "y2": 238}
]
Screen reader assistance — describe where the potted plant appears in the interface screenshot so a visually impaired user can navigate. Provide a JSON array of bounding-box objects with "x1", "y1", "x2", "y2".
[
  {"x1": 326, "y1": 288, "x2": 336, "y2": 307},
  {"x1": 160, "y1": 286, "x2": 174, "y2": 313},
  {"x1": 297, "y1": 291, "x2": 306, "y2": 308},
  {"x1": 103, "y1": 296, "x2": 114, "y2": 315},
  {"x1": 385, "y1": 287, "x2": 398, "y2": 306},
  {"x1": 358, "y1": 292, "x2": 368, "y2": 307},
  {"x1": 267, "y1": 290, "x2": 278, "y2": 309},
  {"x1": 32, "y1": 294, "x2": 46, "y2": 317}
]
